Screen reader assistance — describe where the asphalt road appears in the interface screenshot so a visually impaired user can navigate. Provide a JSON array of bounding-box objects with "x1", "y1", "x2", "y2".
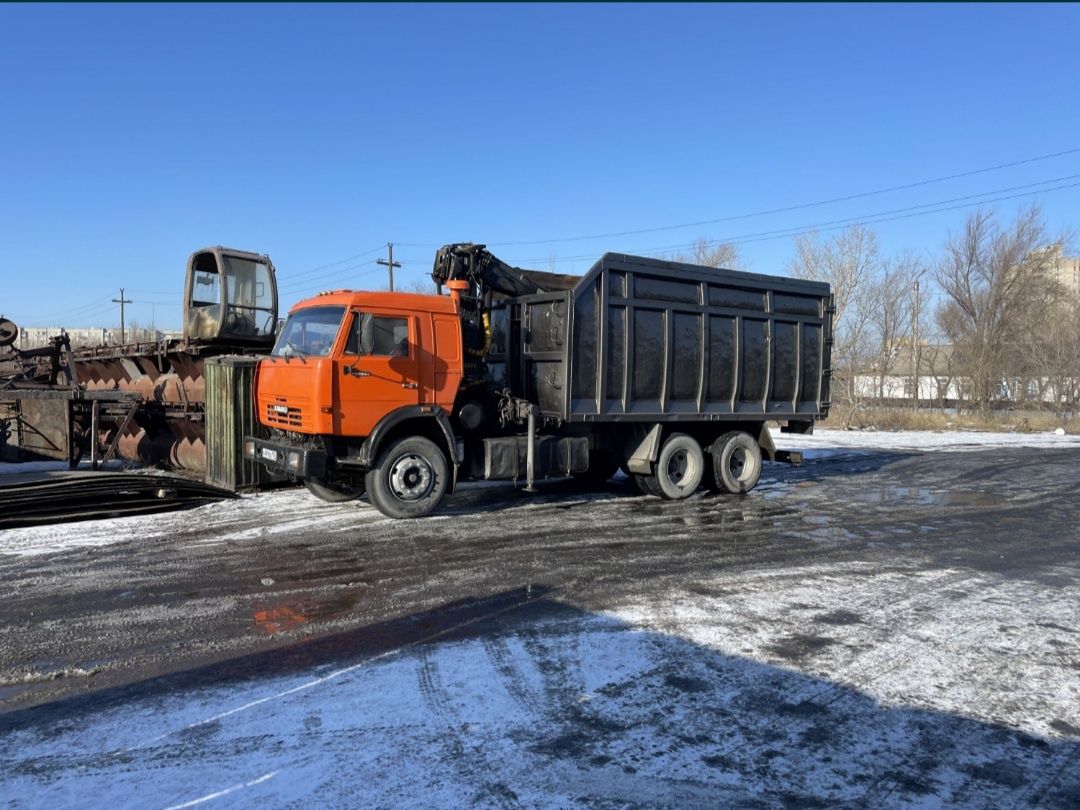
[{"x1": 1, "y1": 444, "x2": 1078, "y2": 807}]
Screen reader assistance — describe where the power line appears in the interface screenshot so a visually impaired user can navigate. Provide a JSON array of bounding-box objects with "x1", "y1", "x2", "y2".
[
  {"x1": 511, "y1": 177, "x2": 1080, "y2": 265},
  {"x1": 21, "y1": 296, "x2": 116, "y2": 322},
  {"x1": 112, "y1": 288, "x2": 133, "y2": 342},
  {"x1": 670, "y1": 175, "x2": 1080, "y2": 252},
  {"x1": 282, "y1": 244, "x2": 387, "y2": 282},
  {"x1": 486, "y1": 146, "x2": 1080, "y2": 247},
  {"x1": 276, "y1": 260, "x2": 386, "y2": 295},
  {"x1": 376, "y1": 243, "x2": 402, "y2": 292}
]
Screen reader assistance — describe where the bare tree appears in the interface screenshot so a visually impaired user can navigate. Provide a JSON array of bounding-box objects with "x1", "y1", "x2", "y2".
[
  {"x1": 866, "y1": 253, "x2": 925, "y2": 400},
  {"x1": 921, "y1": 342, "x2": 958, "y2": 411},
  {"x1": 788, "y1": 225, "x2": 881, "y2": 420},
  {"x1": 1028, "y1": 293, "x2": 1080, "y2": 414},
  {"x1": 377, "y1": 279, "x2": 440, "y2": 295},
  {"x1": 934, "y1": 206, "x2": 1064, "y2": 415},
  {"x1": 671, "y1": 237, "x2": 741, "y2": 269}
]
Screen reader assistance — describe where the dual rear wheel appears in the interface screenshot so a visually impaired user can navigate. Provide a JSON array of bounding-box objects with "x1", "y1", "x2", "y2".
[{"x1": 635, "y1": 430, "x2": 762, "y2": 500}]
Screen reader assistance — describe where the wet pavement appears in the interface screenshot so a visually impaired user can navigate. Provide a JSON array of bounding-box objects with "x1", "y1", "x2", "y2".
[{"x1": 0, "y1": 444, "x2": 1078, "y2": 807}]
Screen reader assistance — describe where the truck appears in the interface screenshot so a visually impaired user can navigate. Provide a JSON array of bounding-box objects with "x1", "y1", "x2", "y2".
[{"x1": 244, "y1": 244, "x2": 832, "y2": 518}]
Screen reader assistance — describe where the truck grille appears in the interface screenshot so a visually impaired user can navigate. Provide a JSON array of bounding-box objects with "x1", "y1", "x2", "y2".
[{"x1": 265, "y1": 403, "x2": 304, "y2": 428}]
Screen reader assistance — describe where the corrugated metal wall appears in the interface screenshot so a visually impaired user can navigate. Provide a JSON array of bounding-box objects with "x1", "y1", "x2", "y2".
[{"x1": 205, "y1": 356, "x2": 285, "y2": 491}]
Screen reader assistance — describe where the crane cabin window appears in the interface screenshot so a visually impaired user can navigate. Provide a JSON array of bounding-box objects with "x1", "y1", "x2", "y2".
[{"x1": 220, "y1": 255, "x2": 276, "y2": 338}]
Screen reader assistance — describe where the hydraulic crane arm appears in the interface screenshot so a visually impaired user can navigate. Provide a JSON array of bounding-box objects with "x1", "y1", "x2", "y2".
[{"x1": 431, "y1": 243, "x2": 546, "y2": 298}]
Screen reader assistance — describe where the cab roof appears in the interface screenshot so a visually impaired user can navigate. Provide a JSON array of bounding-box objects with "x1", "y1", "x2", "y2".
[{"x1": 289, "y1": 289, "x2": 460, "y2": 315}]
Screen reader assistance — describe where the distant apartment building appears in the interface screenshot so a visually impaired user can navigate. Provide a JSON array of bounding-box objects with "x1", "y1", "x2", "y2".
[
  {"x1": 1031, "y1": 243, "x2": 1080, "y2": 299},
  {"x1": 1050, "y1": 246, "x2": 1080, "y2": 299}
]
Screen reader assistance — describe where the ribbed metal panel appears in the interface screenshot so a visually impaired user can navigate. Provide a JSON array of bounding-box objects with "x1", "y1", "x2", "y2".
[{"x1": 205, "y1": 356, "x2": 285, "y2": 491}]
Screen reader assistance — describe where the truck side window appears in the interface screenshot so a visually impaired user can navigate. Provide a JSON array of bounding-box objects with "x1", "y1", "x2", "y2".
[
  {"x1": 343, "y1": 312, "x2": 360, "y2": 355},
  {"x1": 357, "y1": 314, "x2": 410, "y2": 357},
  {"x1": 373, "y1": 317, "x2": 409, "y2": 357}
]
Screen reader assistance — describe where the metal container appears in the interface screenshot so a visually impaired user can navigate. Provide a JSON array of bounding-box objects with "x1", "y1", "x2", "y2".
[
  {"x1": 489, "y1": 253, "x2": 832, "y2": 425},
  {"x1": 205, "y1": 355, "x2": 286, "y2": 491}
]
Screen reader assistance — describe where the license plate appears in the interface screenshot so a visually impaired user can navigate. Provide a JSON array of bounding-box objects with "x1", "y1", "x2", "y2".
[{"x1": 261, "y1": 448, "x2": 279, "y2": 462}]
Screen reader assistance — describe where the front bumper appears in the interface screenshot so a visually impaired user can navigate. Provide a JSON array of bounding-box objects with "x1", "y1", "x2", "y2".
[{"x1": 243, "y1": 436, "x2": 327, "y2": 479}]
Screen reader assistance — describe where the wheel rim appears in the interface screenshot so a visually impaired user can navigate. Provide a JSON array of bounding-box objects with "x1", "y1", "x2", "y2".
[
  {"x1": 728, "y1": 447, "x2": 750, "y2": 482},
  {"x1": 666, "y1": 448, "x2": 698, "y2": 490},
  {"x1": 388, "y1": 453, "x2": 434, "y2": 501}
]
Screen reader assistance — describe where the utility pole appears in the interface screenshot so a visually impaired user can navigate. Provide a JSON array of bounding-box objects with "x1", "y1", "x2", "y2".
[
  {"x1": 911, "y1": 278, "x2": 920, "y2": 412},
  {"x1": 377, "y1": 243, "x2": 402, "y2": 292},
  {"x1": 112, "y1": 287, "x2": 132, "y2": 343}
]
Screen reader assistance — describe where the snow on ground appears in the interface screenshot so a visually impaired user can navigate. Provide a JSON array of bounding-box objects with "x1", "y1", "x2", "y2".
[
  {"x1": 1, "y1": 562, "x2": 1077, "y2": 808},
  {"x1": 0, "y1": 487, "x2": 384, "y2": 558},
  {"x1": 2, "y1": 433, "x2": 1078, "y2": 806},
  {"x1": 1, "y1": 428, "x2": 1077, "y2": 559},
  {"x1": 770, "y1": 426, "x2": 1080, "y2": 459}
]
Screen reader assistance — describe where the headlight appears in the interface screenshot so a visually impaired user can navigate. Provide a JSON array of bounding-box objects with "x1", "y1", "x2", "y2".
[
  {"x1": 287, "y1": 450, "x2": 301, "y2": 472},
  {"x1": 243, "y1": 438, "x2": 255, "y2": 459}
]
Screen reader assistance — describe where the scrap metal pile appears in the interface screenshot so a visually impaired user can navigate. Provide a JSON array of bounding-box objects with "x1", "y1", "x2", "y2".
[
  {"x1": 0, "y1": 471, "x2": 237, "y2": 530},
  {"x1": 1, "y1": 246, "x2": 279, "y2": 472}
]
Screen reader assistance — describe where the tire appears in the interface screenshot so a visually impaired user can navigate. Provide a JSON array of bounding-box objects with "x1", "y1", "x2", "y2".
[
  {"x1": 634, "y1": 472, "x2": 663, "y2": 497},
  {"x1": 709, "y1": 431, "x2": 762, "y2": 495},
  {"x1": 365, "y1": 436, "x2": 449, "y2": 519},
  {"x1": 572, "y1": 450, "x2": 621, "y2": 486},
  {"x1": 302, "y1": 476, "x2": 364, "y2": 503},
  {"x1": 654, "y1": 433, "x2": 705, "y2": 500}
]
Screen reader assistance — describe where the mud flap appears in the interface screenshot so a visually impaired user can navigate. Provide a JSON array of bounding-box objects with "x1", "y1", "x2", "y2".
[{"x1": 625, "y1": 423, "x2": 663, "y2": 475}]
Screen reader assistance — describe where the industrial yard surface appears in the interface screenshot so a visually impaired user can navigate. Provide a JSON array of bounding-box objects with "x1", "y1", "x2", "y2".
[{"x1": 1, "y1": 429, "x2": 1078, "y2": 808}]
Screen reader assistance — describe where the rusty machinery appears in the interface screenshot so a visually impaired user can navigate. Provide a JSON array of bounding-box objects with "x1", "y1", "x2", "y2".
[{"x1": 1, "y1": 247, "x2": 278, "y2": 471}]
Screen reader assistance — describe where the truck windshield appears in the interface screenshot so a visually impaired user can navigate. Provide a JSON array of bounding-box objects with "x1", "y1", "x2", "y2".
[{"x1": 272, "y1": 306, "x2": 346, "y2": 357}]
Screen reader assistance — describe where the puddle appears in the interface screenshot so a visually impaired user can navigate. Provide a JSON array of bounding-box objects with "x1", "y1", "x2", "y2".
[{"x1": 852, "y1": 487, "x2": 1005, "y2": 507}]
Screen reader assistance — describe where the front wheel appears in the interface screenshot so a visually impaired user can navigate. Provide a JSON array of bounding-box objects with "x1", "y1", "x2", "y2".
[
  {"x1": 366, "y1": 436, "x2": 448, "y2": 519},
  {"x1": 303, "y1": 476, "x2": 364, "y2": 503}
]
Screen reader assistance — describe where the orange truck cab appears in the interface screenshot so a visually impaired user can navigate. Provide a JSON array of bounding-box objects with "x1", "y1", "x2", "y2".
[{"x1": 244, "y1": 289, "x2": 468, "y2": 517}]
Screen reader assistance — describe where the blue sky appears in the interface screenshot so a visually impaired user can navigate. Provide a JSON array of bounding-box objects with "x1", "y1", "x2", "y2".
[{"x1": 2, "y1": 3, "x2": 1078, "y2": 330}]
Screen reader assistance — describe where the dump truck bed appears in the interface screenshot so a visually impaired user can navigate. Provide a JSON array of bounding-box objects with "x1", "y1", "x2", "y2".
[{"x1": 488, "y1": 253, "x2": 832, "y2": 424}]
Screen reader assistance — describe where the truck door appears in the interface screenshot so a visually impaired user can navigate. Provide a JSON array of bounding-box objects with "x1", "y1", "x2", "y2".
[{"x1": 335, "y1": 310, "x2": 421, "y2": 436}]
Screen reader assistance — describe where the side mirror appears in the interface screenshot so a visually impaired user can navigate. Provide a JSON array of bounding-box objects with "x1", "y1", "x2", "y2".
[{"x1": 359, "y1": 313, "x2": 375, "y2": 355}]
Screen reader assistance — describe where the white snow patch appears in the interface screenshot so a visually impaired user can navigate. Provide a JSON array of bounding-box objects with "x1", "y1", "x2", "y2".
[
  {"x1": 2, "y1": 564, "x2": 1077, "y2": 807},
  {"x1": 770, "y1": 426, "x2": 1080, "y2": 458}
]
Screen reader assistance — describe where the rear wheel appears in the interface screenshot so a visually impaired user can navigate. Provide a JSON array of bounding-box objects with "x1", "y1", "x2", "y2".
[
  {"x1": 654, "y1": 433, "x2": 704, "y2": 500},
  {"x1": 366, "y1": 436, "x2": 448, "y2": 519},
  {"x1": 634, "y1": 472, "x2": 663, "y2": 497},
  {"x1": 303, "y1": 476, "x2": 364, "y2": 503},
  {"x1": 709, "y1": 431, "x2": 762, "y2": 495}
]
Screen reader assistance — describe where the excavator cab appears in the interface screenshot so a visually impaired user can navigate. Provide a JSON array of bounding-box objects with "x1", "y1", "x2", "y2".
[{"x1": 183, "y1": 247, "x2": 278, "y2": 344}]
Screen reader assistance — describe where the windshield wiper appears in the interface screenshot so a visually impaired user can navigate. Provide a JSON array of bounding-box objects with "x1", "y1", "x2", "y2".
[{"x1": 283, "y1": 341, "x2": 309, "y2": 361}]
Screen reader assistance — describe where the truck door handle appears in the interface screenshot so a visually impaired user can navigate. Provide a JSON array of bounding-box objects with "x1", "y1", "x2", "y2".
[
  {"x1": 344, "y1": 367, "x2": 370, "y2": 378},
  {"x1": 402, "y1": 381, "x2": 418, "y2": 389}
]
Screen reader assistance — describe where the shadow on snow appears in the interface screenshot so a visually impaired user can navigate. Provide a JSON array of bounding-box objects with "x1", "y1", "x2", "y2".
[{"x1": 0, "y1": 585, "x2": 1076, "y2": 808}]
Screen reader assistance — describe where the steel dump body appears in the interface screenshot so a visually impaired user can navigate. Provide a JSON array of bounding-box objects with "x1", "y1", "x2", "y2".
[{"x1": 489, "y1": 253, "x2": 832, "y2": 424}]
